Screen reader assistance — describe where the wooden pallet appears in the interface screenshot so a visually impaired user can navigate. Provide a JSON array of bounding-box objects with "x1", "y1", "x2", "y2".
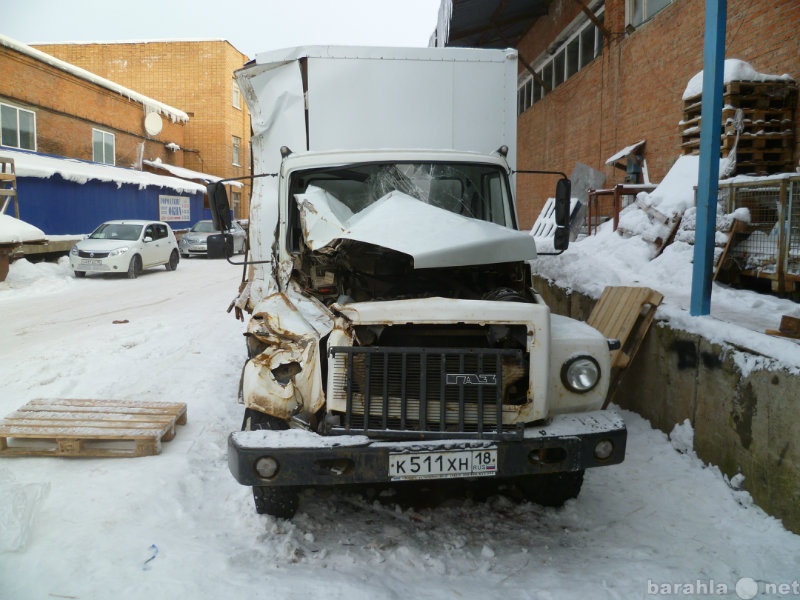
[
  {"x1": 723, "y1": 133, "x2": 795, "y2": 152},
  {"x1": 588, "y1": 286, "x2": 664, "y2": 370},
  {"x1": 682, "y1": 81, "x2": 798, "y2": 120},
  {"x1": 587, "y1": 286, "x2": 664, "y2": 408},
  {"x1": 0, "y1": 399, "x2": 187, "y2": 457}
]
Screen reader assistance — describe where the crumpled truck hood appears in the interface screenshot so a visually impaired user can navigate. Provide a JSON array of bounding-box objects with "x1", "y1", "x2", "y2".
[{"x1": 295, "y1": 187, "x2": 537, "y2": 269}]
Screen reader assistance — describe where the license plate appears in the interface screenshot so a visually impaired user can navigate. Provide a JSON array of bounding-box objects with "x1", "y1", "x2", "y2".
[
  {"x1": 80, "y1": 259, "x2": 102, "y2": 265},
  {"x1": 388, "y1": 448, "x2": 497, "y2": 481}
]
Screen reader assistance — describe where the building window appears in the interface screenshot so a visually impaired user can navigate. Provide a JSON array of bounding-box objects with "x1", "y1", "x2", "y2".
[
  {"x1": 231, "y1": 190, "x2": 241, "y2": 218},
  {"x1": 232, "y1": 135, "x2": 241, "y2": 166},
  {"x1": 92, "y1": 129, "x2": 115, "y2": 165},
  {"x1": 628, "y1": 0, "x2": 672, "y2": 28},
  {"x1": 1, "y1": 103, "x2": 36, "y2": 151},
  {"x1": 232, "y1": 80, "x2": 241, "y2": 109},
  {"x1": 517, "y1": 5, "x2": 605, "y2": 114}
]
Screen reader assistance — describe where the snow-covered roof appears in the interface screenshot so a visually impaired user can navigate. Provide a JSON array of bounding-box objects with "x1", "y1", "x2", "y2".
[
  {"x1": 29, "y1": 38, "x2": 228, "y2": 46},
  {"x1": 142, "y1": 158, "x2": 243, "y2": 188},
  {"x1": 606, "y1": 140, "x2": 645, "y2": 165},
  {"x1": 1, "y1": 149, "x2": 206, "y2": 195},
  {"x1": 682, "y1": 58, "x2": 795, "y2": 100},
  {"x1": 0, "y1": 34, "x2": 189, "y2": 123}
]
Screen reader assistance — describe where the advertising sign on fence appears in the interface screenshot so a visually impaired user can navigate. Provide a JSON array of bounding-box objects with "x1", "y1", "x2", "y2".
[{"x1": 159, "y1": 195, "x2": 191, "y2": 222}]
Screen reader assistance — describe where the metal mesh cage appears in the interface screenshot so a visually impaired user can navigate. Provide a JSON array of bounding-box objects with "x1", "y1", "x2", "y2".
[{"x1": 719, "y1": 176, "x2": 800, "y2": 287}]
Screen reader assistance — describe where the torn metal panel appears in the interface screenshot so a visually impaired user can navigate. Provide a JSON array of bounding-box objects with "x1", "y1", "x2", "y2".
[
  {"x1": 235, "y1": 60, "x2": 306, "y2": 303},
  {"x1": 242, "y1": 288, "x2": 334, "y2": 420}
]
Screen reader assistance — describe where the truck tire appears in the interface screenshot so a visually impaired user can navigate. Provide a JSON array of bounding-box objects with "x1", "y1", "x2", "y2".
[
  {"x1": 514, "y1": 470, "x2": 584, "y2": 507},
  {"x1": 242, "y1": 408, "x2": 301, "y2": 519}
]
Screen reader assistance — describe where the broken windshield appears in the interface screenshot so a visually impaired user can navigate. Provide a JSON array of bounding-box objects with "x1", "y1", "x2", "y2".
[{"x1": 289, "y1": 162, "x2": 515, "y2": 228}]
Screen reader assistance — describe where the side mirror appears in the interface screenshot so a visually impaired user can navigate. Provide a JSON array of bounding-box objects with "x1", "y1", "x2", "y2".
[
  {"x1": 207, "y1": 233, "x2": 233, "y2": 259},
  {"x1": 553, "y1": 178, "x2": 571, "y2": 251},
  {"x1": 208, "y1": 182, "x2": 232, "y2": 232}
]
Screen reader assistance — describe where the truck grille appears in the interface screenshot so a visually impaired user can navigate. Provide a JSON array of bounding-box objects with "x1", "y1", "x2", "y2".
[{"x1": 329, "y1": 346, "x2": 524, "y2": 440}]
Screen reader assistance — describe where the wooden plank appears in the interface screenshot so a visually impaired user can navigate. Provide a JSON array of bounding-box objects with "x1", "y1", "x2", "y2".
[
  {"x1": 0, "y1": 398, "x2": 187, "y2": 458},
  {"x1": 713, "y1": 219, "x2": 746, "y2": 281},
  {"x1": 588, "y1": 286, "x2": 663, "y2": 369},
  {"x1": 587, "y1": 287, "x2": 663, "y2": 409},
  {"x1": 766, "y1": 315, "x2": 800, "y2": 339}
]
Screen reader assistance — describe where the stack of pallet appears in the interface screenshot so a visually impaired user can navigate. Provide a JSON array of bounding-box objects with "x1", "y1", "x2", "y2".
[{"x1": 679, "y1": 79, "x2": 798, "y2": 176}]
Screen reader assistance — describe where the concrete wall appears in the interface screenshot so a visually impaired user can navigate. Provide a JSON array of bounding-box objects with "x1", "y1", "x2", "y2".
[{"x1": 533, "y1": 275, "x2": 800, "y2": 534}]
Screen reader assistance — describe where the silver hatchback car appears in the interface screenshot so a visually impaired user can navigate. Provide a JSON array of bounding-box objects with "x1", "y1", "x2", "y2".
[{"x1": 69, "y1": 220, "x2": 180, "y2": 279}]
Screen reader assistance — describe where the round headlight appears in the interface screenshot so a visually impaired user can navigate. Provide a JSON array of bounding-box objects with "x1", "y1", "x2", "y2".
[{"x1": 561, "y1": 356, "x2": 601, "y2": 393}]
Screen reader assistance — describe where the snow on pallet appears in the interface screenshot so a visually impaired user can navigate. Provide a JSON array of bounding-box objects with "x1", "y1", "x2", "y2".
[{"x1": 0, "y1": 398, "x2": 187, "y2": 457}]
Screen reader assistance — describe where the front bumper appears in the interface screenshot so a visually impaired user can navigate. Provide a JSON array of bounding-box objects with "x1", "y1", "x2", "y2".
[
  {"x1": 179, "y1": 241, "x2": 207, "y2": 255},
  {"x1": 70, "y1": 254, "x2": 131, "y2": 273},
  {"x1": 228, "y1": 410, "x2": 626, "y2": 488}
]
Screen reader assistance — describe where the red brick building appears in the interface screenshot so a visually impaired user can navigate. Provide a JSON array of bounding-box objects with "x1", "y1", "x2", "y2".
[
  {"x1": 32, "y1": 40, "x2": 252, "y2": 218},
  {"x1": 1, "y1": 35, "x2": 188, "y2": 170},
  {"x1": 440, "y1": 0, "x2": 800, "y2": 228}
]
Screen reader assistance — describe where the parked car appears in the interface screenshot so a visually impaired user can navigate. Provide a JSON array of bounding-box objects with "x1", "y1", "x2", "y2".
[
  {"x1": 69, "y1": 220, "x2": 180, "y2": 279},
  {"x1": 178, "y1": 219, "x2": 246, "y2": 258}
]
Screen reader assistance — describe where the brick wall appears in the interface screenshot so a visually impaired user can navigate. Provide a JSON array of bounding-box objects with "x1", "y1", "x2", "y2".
[
  {"x1": 1, "y1": 46, "x2": 185, "y2": 168},
  {"x1": 516, "y1": 0, "x2": 800, "y2": 229},
  {"x1": 33, "y1": 41, "x2": 252, "y2": 216}
]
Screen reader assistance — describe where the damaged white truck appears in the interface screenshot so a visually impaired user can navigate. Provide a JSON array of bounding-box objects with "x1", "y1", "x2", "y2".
[{"x1": 212, "y1": 46, "x2": 626, "y2": 518}]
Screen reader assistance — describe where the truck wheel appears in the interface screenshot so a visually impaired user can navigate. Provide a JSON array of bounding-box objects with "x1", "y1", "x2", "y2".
[
  {"x1": 514, "y1": 470, "x2": 584, "y2": 507},
  {"x1": 242, "y1": 408, "x2": 301, "y2": 519}
]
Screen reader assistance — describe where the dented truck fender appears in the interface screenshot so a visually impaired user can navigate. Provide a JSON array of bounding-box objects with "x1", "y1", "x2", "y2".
[{"x1": 242, "y1": 287, "x2": 333, "y2": 420}]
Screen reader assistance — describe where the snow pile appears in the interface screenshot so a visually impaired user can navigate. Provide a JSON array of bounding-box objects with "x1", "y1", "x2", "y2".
[
  {"x1": 0, "y1": 256, "x2": 75, "y2": 295},
  {"x1": 669, "y1": 419, "x2": 694, "y2": 455},
  {"x1": 0, "y1": 214, "x2": 45, "y2": 244},
  {"x1": 682, "y1": 57, "x2": 795, "y2": 99}
]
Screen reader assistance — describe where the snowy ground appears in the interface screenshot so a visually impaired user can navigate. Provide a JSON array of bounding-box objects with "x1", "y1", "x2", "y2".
[{"x1": 1, "y1": 257, "x2": 799, "y2": 599}]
